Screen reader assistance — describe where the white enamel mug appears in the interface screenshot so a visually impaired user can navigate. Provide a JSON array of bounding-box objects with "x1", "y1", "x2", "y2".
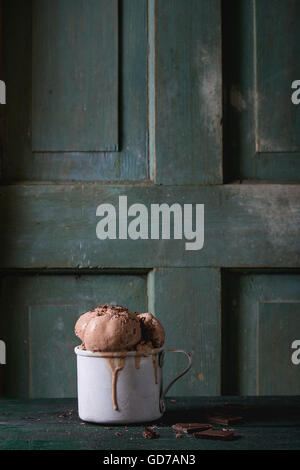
[{"x1": 75, "y1": 346, "x2": 192, "y2": 424}]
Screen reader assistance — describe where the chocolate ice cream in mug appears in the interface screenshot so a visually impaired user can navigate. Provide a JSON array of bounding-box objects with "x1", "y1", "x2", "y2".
[{"x1": 74, "y1": 305, "x2": 192, "y2": 423}]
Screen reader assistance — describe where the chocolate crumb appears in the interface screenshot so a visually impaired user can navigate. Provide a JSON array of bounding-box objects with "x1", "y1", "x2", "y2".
[
  {"x1": 115, "y1": 432, "x2": 121, "y2": 437},
  {"x1": 142, "y1": 426, "x2": 158, "y2": 439},
  {"x1": 175, "y1": 433, "x2": 183, "y2": 439},
  {"x1": 59, "y1": 410, "x2": 73, "y2": 418}
]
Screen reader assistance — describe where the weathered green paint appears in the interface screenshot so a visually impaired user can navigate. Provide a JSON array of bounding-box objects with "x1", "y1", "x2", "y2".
[
  {"x1": 258, "y1": 303, "x2": 300, "y2": 395},
  {"x1": 222, "y1": 0, "x2": 300, "y2": 181},
  {"x1": 3, "y1": 0, "x2": 148, "y2": 181},
  {"x1": 255, "y1": 0, "x2": 300, "y2": 153},
  {"x1": 29, "y1": 305, "x2": 90, "y2": 398},
  {"x1": 0, "y1": 184, "x2": 299, "y2": 269},
  {"x1": 0, "y1": 273, "x2": 147, "y2": 397},
  {"x1": 222, "y1": 273, "x2": 300, "y2": 396},
  {"x1": 0, "y1": 397, "x2": 299, "y2": 450},
  {"x1": 32, "y1": 0, "x2": 118, "y2": 152},
  {"x1": 0, "y1": 0, "x2": 300, "y2": 399},
  {"x1": 150, "y1": 268, "x2": 221, "y2": 396},
  {"x1": 155, "y1": 0, "x2": 222, "y2": 184},
  {"x1": 0, "y1": 269, "x2": 220, "y2": 398}
]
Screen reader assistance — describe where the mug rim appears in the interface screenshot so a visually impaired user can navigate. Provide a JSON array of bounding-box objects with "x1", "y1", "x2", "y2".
[{"x1": 74, "y1": 345, "x2": 164, "y2": 358}]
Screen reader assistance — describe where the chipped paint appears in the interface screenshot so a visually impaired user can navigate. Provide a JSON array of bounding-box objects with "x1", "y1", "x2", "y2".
[{"x1": 230, "y1": 86, "x2": 246, "y2": 112}]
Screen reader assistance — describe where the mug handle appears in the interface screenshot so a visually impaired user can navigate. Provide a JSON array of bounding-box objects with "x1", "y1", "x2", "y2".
[{"x1": 159, "y1": 349, "x2": 192, "y2": 412}]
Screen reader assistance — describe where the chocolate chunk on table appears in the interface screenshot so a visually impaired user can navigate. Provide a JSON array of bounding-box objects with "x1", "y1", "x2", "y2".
[
  {"x1": 142, "y1": 427, "x2": 158, "y2": 439},
  {"x1": 208, "y1": 415, "x2": 243, "y2": 425},
  {"x1": 172, "y1": 423, "x2": 212, "y2": 434},
  {"x1": 194, "y1": 429, "x2": 236, "y2": 441}
]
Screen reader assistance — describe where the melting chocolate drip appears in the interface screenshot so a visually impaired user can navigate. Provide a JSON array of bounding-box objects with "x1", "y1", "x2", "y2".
[{"x1": 106, "y1": 357, "x2": 126, "y2": 411}]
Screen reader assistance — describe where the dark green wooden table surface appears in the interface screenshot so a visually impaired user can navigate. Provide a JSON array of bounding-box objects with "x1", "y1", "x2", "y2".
[{"x1": 0, "y1": 396, "x2": 299, "y2": 450}]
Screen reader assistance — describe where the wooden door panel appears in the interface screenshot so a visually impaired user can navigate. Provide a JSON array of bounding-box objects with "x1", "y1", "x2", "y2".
[
  {"x1": 3, "y1": 0, "x2": 147, "y2": 181},
  {"x1": 223, "y1": 0, "x2": 300, "y2": 181},
  {"x1": 0, "y1": 273, "x2": 147, "y2": 397},
  {"x1": 29, "y1": 305, "x2": 90, "y2": 398},
  {"x1": 255, "y1": 0, "x2": 300, "y2": 153},
  {"x1": 32, "y1": 0, "x2": 118, "y2": 152},
  {"x1": 0, "y1": 184, "x2": 299, "y2": 269},
  {"x1": 155, "y1": 0, "x2": 222, "y2": 185},
  {"x1": 258, "y1": 303, "x2": 300, "y2": 395},
  {"x1": 0, "y1": 0, "x2": 299, "y2": 399},
  {"x1": 222, "y1": 273, "x2": 300, "y2": 395},
  {"x1": 151, "y1": 268, "x2": 221, "y2": 395}
]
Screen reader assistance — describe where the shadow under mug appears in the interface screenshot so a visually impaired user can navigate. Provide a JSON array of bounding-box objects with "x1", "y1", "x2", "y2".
[{"x1": 75, "y1": 346, "x2": 192, "y2": 424}]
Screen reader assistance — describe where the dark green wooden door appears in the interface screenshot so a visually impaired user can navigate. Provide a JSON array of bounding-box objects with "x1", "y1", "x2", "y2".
[{"x1": 0, "y1": 0, "x2": 299, "y2": 398}]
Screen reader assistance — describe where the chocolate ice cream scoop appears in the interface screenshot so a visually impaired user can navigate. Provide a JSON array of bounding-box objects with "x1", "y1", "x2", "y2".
[
  {"x1": 138, "y1": 313, "x2": 165, "y2": 348},
  {"x1": 76, "y1": 305, "x2": 142, "y2": 352},
  {"x1": 75, "y1": 305, "x2": 165, "y2": 352},
  {"x1": 75, "y1": 310, "x2": 98, "y2": 341}
]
